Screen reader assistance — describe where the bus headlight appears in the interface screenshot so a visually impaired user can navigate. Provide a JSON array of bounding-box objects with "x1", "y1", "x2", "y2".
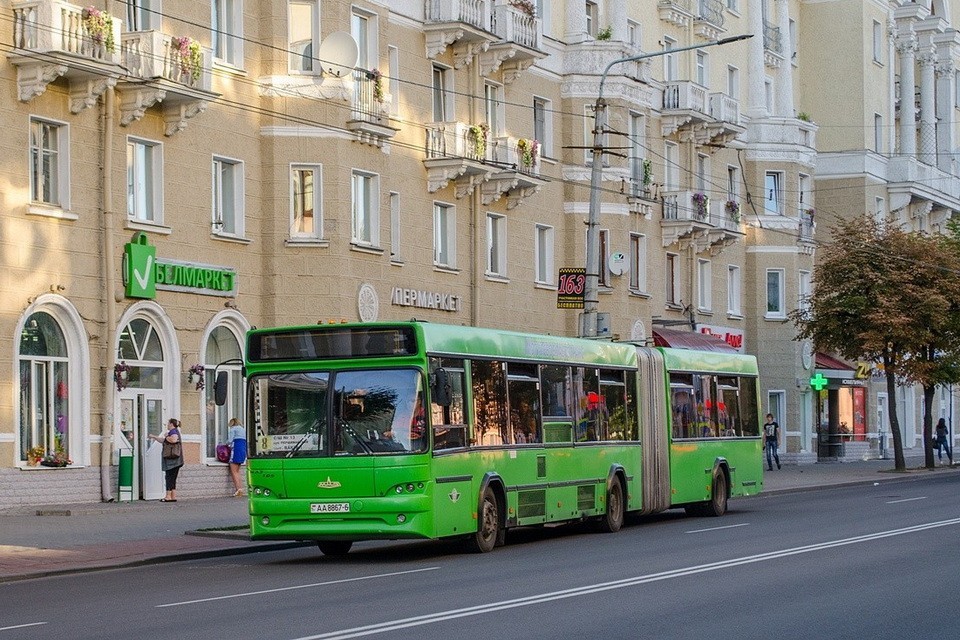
[
  {"x1": 395, "y1": 486, "x2": 403, "y2": 494},
  {"x1": 397, "y1": 514, "x2": 406, "y2": 523}
]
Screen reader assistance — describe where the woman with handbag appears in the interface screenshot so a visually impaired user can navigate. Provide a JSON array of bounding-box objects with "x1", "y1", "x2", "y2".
[
  {"x1": 150, "y1": 418, "x2": 184, "y2": 502},
  {"x1": 227, "y1": 417, "x2": 247, "y2": 496}
]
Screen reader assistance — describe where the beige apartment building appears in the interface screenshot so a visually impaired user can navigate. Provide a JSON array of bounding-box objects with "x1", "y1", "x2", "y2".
[{"x1": 1, "y1": 0, "x2": 879, "y2": 508}]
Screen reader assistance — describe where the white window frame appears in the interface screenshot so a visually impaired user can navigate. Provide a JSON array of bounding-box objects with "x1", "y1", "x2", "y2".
[
  {"x1": 288, "y1": 0, "x2": 320, "y2": 74},
  {"x1": 388, "y1": 45, "x2": 399, "y2": 113},
  {"x1": 533, "y1": 96, "x2": 553, "y2": 159},
  {"x1": 874, "y1": 113, "x2": 883, "y2": 153},
  {"x1": 727, "y1": 165, "x2": 740, "y2": 201},
  {"x1": 585, "y1": 1, "x2": 598, "y2": 37},
  {"x1": 127, "y1": 136, "x2": 163, "y2": 225},
  {"x1": 875, "y1": 196, "x2": 886, "y2": 223},
  {"x1": 433, "y1": 202, "x2": 457, "y2": 269},
  {"x1": 872, "y1": 20, "x2": 883, "y2": 64},
  {"x1": 598, "y1": 228, "x2": 610, "y2": 288},
  {"x1": 351, "y1": 7, "x2": 378, "y2": 71},
  {"x1": 696, "y1": 50, "x2": 708, "y2": 87},
  {"x1": 126, "y1": 0, "x2": 160, "y2": 31},
  {"x1": 666, "y1": 252, "x2": 680, "y2": 306},
  {"x1": 390, "y1": 191, "x2": 401, "y2": 262},
  {"x1": 289, "y1": 163, "x2": 322, "y2": 240},
  {"x1": 764, "y1": 77, "x2": 774, "y2": 112},
  {"x1": 798, "y1": 269, "x2": 811, "y2": 313},
  {"x1": 798, "y1": 172, "x2": 810, "y2": 217},
  {"x1": 484, "y1": 81, "x2": 504, "y2": 138},
  {"x1": 789, "y1": 18, "x2": 797, "y2": 64},
  {"x1": 535, "y1": 224, "x2": 554, "y2": 285},
  {"x1": 663, "y1": 36, "x2": 678, "y2": 81},
  {"x1": 627, "y1": 19, "x2": 640, "y2": 49},
  {"x1": 29, "y1": 116, "x2": 70, "y2": 212},
  {"x1": 764, "y1": 170, "x2": 783, "y2": 215},
  {"x1": 212, "y1": 0, "x2": 243, "y2": 67},
  {"x1": 727, "y1": 265, "x2": 742, "y2": 316},
  {"x1": 766, "y1": 268, "x2": 786, "y2": 318},
  {"x1": 664, "y1": 141, "x2": 679, "y2": 191},
  {"x1": 768, "y1": 390, "x2": 786, "y2": 429},
  {"x1": 432, "y1": 64, "x2": 453, "y2": 122},
  {"x1": 351, "y1": 170, "x2": 380, "y2": 247},
  {"x1": 727, "y1": 65, "x2": 739, "y2": 98},
  {"x1": 697, "y1": 258, "x2": 712, "y2": 312},
  {"x1": 212, "y1": 155, "x2": 245, "y2": 237},
  {"x1": 696, "y1": 153, "x2": 709, "y2": 193},
  {"x1": 486, "y1": 213, "x2": 507, "y2": 278},
  {"x1": 726, "y1": 0, "x2": 739, "y2": 12},
  {"x1": 629, "y1": 233, "x2": 647, "y2": 293}
]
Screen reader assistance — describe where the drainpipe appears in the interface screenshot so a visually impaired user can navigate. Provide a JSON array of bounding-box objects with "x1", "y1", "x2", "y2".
[
  {"x1": 469, "y1": 56, "x2": 479, "y2": 328},
  {"x1": 100, "y1": 85, "x2": 118, "y2": 502}
]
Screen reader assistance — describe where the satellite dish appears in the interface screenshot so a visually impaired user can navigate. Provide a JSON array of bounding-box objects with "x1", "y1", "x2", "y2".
[
  {"x1": 317, "y1": 31, "x2": 359, "y2": 78},
  {"x1": 608, "y1": 251, "x2": 627, "y2": 276}
]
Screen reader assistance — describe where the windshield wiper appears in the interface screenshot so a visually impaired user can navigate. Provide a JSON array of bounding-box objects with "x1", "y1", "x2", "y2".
[
  {"x1": 342, "y1": 423, "x2": 373, "y2": 454},
  {"x1": 285, "y1": 432, "x2": 315, "y2": 457}
]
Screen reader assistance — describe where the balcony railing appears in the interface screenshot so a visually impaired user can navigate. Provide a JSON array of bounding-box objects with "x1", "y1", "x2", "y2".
[
  {"x1": 763, "y1": 21, "x2": 782, "y2": 54},
  {"x1": 425, "y1": 0, "x2": 490, "y2": 31},
  {"x1": 663, "y1": 81, "x2": 709, "y2": 113},
  {"x1": 799, "y1": 209, "x2": 815, "y2": 241},
  {"x1": 425, "y1": 122, "x2": 495, "y2": 163},
  {"x1": 708, "y1": 92, "x2": 740, "y2": 124},
  {"x1": 12, "y1": 0, "x2": 121, "y2": 64},
  {"x1": 490, "y1": 3, "x2": 540, "y2": 50},
  {"x1": 489, "y1": 136, "x2": 542, "y2": 176},
  {"x1": 352, "y1": 73, "x2": 388, "y2": 124},
  {"x1": 120, "y1": 31, "x2": 212, "y2": 91},
  {"x1": 697, "y1": 0, "x2": 724, "y2": 27}
]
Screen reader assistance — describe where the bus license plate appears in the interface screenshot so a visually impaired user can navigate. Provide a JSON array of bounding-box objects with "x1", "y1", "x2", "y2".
[{"x1": 311, "y1": 502, "x2": 350, "y2": 514}]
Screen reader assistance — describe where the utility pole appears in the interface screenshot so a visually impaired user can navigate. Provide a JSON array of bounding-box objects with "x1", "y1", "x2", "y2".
[{"x1": 580, "y1": 34, "x2": 753, "y2": 338}]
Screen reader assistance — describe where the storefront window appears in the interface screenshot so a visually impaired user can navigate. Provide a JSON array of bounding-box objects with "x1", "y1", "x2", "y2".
[
  {"x1": 19, "y1": 312, "x2": 70, "y2": 462},
  {"x1": 117, "y1": 318, "x2": 164, "y2": 388},
  {"x1": 205, "y1": 326, "x2": 243, "y2": 458}
]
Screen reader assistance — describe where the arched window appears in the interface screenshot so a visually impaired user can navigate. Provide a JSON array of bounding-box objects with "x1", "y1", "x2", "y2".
[
  {"x1": 19, "y1": 312, "x2": 69, "y2": 463},
  {"x1": 204, "y1": 326, "x2": 243, "y2": 458},
  {"x1": 117, "y1": 318, "x2": 164, "y2": 387}
]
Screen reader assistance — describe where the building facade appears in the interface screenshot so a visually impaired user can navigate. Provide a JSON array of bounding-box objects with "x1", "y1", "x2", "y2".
[{"x1": 1, "y1": 0, "x2": 947, "y2": 508}]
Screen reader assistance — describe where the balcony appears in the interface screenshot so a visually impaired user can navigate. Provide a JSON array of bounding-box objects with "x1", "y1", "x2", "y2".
[
  {"x1": 346, "y1": 73, "x2": 399, "y2": 148},
  {"x1": 424, "y1": 0, "x2": 496, "y2": 68},
  {"x1": 117, "y1": 31, "x2": 219, "y2": 135},
  {"x1": 798, "y1": 209, "x2": 815, "y2": 254},
  {"x1": 661, "y1": 81, "x2": 711, "y2": 141},
  {"x1": 707, "y1": 92, "x2": 745, "y2": 144},
  {"x1": 762, "y1": 21, "x2": 784, "y2": 68},
  {"x1": 479, "y1": 3, "x2": 545, "y2": 83},
  {"x1": 481, "y1": 136, "x2": 546, "y2": 208},
  {"x1": 9, "y1": 0, "x2": 123, "y2": 112},
  {"x1": 661, "y1": 191, "x2": 743, "y2": 251},
  {"x1": 694, "y1": 0, "x2": 726, "y2": 41},
  {"x1": 658, "y1": 0, "x2": 694, "y2": 28},
  {"x1": 423, "y1": 122, "x2": 498, "y2": 197}
]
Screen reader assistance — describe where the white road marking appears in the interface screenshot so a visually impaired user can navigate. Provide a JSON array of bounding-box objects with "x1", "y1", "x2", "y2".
[
  {"x1": 0, "y1": 622, "x2": 48, "y2": 632},
  {"x1": 685, "y1": 523, "x2": 750, "y2": 534},
  {"x1": 289, "y1": 517, "x2": 960, "y2": 640},
  {"x1": 156, "y1": 567, "x2": 440, "y2": 608},
  {"x1": 886, "y1": 497, "x2": 927, "y2": 504}
]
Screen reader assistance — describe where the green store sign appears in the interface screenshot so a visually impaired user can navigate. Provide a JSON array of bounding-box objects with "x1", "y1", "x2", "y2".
[{"x1": 123, "y1": 233, "x2": 237, "y2": 299}]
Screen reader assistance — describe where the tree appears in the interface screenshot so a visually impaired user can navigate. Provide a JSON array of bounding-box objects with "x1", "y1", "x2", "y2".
[{"x1": 790, "y1": 215, "x2": 960, "y2": 471}]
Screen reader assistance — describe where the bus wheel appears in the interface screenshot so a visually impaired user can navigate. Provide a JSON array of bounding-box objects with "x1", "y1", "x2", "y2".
[
  {"x1": 703, "y1": 471, "x2": 728, "y2": 517},
  {"x1": 317, "y1": 540, "x2": 353, "y2": 556},
  {"x1": 597, "y1": 477, "x2": 625, "y2": 533},
  {"x1": 468, "y1": 488, "x2": 501, "y2": 553}
]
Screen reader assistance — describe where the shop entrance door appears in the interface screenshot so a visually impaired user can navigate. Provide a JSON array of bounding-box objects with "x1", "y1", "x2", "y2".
[{"x1": 119, "y1": 392, "x2": 164, "y2": 500}]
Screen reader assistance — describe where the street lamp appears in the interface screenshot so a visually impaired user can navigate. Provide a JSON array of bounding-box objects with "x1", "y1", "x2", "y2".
[{"x1": 580, "y1": 33, "x2": 754, "y2": 338}]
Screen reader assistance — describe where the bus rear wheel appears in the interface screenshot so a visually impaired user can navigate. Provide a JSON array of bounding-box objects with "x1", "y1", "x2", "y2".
[
  {"x1": 597, "y1": 477, "x2": 625, "y2": 533},
  {"x1": 317, "y1": 540, "x2": 353, "y2": 556},
  {"x1": 467, "y1": 487, "x2": 501, "y2": 553}
]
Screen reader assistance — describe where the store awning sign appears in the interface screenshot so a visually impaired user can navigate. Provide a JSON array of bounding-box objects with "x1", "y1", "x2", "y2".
[{"x1": 123, "y1": 233, "x2": 237, "y2": 299}]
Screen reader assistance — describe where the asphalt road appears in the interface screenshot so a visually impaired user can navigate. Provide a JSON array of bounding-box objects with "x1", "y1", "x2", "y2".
[{"x1": 2, "y1": 475, "x2": 959, "y2": 640}]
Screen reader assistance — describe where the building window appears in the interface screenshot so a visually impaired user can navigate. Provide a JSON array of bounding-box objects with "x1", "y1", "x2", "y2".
[
  {"x1": 484, "y1": 81, "x2": 504, "y2": 137},
  {"x1": 872, "y1": 20, "x2": 883, "y2": 63},
  {"x1": 432, "y1": 64, "x2": 452, "y2": 122},
  {"x1": 727, "y1": 265, "x2": 741, "y2": 316},
  {"x1": 727, "y1": 65, "x2": 739, "y2": 98},
  {"x1": 628, "y1": 20, "x2": 640, "y2": 48},
  {"x1": 598, "y1": 229, "x2": 610, "y2": 288},
  {"x1": 766, "y1": 269, "x2": 785, "y2": 318},
  {"x1": 875, "y1": 196, "x2": 886, "y2": 223},
  {"x1": 212, "y1": 0, "x2": 243, "y2": 66},
  {"x1": 874, "y1": 113, "x2": 883, "y2": 153},
  {"x1": 390, "y1": 192, "x2": 401, "y2": 262},
  {"x1": 696, "y1": 50, "x2": 708, "y2": 87},
  {"x1": 351, "y1": 8, "x2": 377, "y2": 73},
  {"x1": 18, "y1": 312, "x2": 70, "y2": 464},
  {"x1": 487, "y1": 213, "x2": 507, "y2": 277},
  {"x1": 290, "y1": 164, "x2": 321, "y2": 240},
  {"x1": 697, "y1": 259, "x2": 712, "y2": 311},
  {"x1": 696, "y1": 153, "x2": 709, "y2": 193},
  {"x1": 212, "y1": 156, "x2": 244, "y2": 236},
  {"x1": 630, "y1": 233, "x2": 647, "y2": 293},
  {"x1": 664, "y1": 141, "x2": 679, "y2": 191},
  {"x1": 127, "y1": 137, "x2": 162, "y2": 224},
  {"x1": 789, "y1": 18, "x2": 797, "y2": 63},
  {"x1": 535, "y1": 224, "x2": 554, "y2": 285},
  {"x1": 764, "y1": 171, "x2": 783, "y2": 215},
  {"x1": 29, "y1": 117, "x2": 68, "y2": 208},
  {"x1": 666, "y1": 253, "x2": 680, "y2": 305},
  {"x1": 388, "y1": 45, "x2": 399, "y2": 112},
  {"x1": 764, "y1": 77, "x2": 774, "y2": 112},
  {"x1": 533, "y1": 97, "x2": 552, "y2": 158},
  {"x1": 288, "y1": 0, "x2": 319, "y2": 72},
  {"x1": 537, "y1": 0, "x2": 551, "y2": 33},
  {"x1": 585, "y1": 1, "x2": 598, "y2": 37},
  {"x1": 799, "y1": 269, "x2": 811, "y2": 313},
  {"x1": 629, "y1": 112, "x2": 646, "y2": 195},
  {"x1": 434, "y1": 202, "x2": 456, "y2": 268},
  {"x1": 126, "y1": 0, "x2": 158, "y2": 31},
  {"x1": 204, "y1": 325, "x2": 243, "y2": 459},
  {"x1": 727, "y1": 165, "x2": 740, "y2": 201},
  {"x1": 768, "y1": 390, "x2": 785, "y2": 429},
  {"x1": 663, "y1": 36, "x2": 677, "y2": 81},
  {"x1": 351, "y1": 170, "x2": 379, "y2": 247},
  {"x1": 798, "y1": 173, "x2": 810, "y2": 217},
  {"x1": 726, "y1": 0, "x2": 738, "y2": 11}
]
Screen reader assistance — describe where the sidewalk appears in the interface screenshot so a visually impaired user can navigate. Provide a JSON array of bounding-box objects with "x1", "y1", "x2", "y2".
[{"x1": 1, "y1": 456, "x2": 956, "y2": 582}]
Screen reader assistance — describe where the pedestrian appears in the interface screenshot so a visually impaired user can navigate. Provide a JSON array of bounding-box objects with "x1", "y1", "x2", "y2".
[
  {"x1": 763, "y1": 413, "x2": 781, "y2": 471},
  {"x1": 227, "y1": 417, "x2": 247, "y2": 496},
  {"x1": 935, "y1": 417, "x2": 952, "y2": 464},
  {"x1": 150, "y1": 418, "x2": 184, "y2": 502}
]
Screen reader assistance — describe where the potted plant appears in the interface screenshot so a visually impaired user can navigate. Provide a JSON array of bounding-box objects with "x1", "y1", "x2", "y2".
[
  {"x1": 188, "y1": 363, "x2": 206, "y2": 391},
  {"x1": 40, "y1": 448, "x2": 72, "y2": 468},
  {"x1": 641, "y1": 159, "x2": 652, "y2": 191},
  {"x1": 368, "y1": 68, "x2": 385, "y2": 104},
  {"x1": 596, "y1": 26, "x2": 613, "y2": 41},
  {"x1": 509, "y1": 0, "x2": 537, "y2": 18},
  {"x1": 725, "y1": 199, "x2": 741, "y2": 223},
  {"x1": 114, "y1": 361, "x2": 132, "y2": 392},
  {"x1": 692, "y1": 192, "x2": 710, "y2": 220},
  {"x1": 26, "y1": 445, "x2": 45, "y2": 466},
  {"x1": 81, "y1": 5, "x2": 115, "y2": 53},
  {"x1": 468, "y1": 123, "x2": 489, "y2": 159},
  {"x1": 516, "y1": 138, "x2": 539, "y2": 168},
  {"x1": 172, "y1": 36, "x2": 203, "y2": 80}
]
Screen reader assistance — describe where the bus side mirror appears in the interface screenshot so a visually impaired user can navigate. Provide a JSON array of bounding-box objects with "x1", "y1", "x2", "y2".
[
  {"x1": 214, "y1": 371, "x2": 228, "y2": 406},
  {"x1": 431, "y1": 369, "x2": 452, "y2": 406}
]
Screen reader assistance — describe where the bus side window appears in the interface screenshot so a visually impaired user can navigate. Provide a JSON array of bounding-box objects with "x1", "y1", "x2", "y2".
[
  {"x1": 471, "y1": 360, "x2": 508, "y2": 446},
  {"x1": 429, "y1": 357, "x2": 467, "y2": 450},
  {"x1": 738, "y1": 376, "x2": 760, "y2": 437}
]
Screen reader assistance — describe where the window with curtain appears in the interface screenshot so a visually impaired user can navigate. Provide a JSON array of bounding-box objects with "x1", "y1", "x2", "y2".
[{"x1": 19, "y1": 312, "x2": 70, "y2": 463}]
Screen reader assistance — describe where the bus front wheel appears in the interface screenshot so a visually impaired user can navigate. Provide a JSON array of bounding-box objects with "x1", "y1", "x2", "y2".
[
  {"x1": 467, "y1": 487, "x2": 502, "y2": 553},
  {"x1": 684, "y1": 471, "x2": 728, "y2": 517},
  {"x1": 317, "y1": 540, "x2": 353, "y2": 556},
  {"x1": 597, "y1": 476, "x2": 625, "y2": 533}
]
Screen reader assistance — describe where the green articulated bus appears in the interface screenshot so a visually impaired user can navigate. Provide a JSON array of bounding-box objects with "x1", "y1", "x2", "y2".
[{"x1": 238, "y1": 321, "x2": 763, "y2": 556}]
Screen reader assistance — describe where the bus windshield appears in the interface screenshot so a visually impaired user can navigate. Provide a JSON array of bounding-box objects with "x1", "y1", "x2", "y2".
[{"x1": 250, "y1": 369, "x2": 426, "y2": 457}]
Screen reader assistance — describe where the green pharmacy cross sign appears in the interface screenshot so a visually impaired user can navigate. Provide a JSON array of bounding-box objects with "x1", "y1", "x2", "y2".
[
  {"x1": 123, "y1": 233, "x2": 237, "y2": 299},
  {"x1": 810, "y1": 373, "x2": 829, "y2": 391}
]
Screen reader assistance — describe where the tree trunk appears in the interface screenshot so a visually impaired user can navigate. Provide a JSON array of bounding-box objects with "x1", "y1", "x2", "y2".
[
  {"x1": 923, "y1": 383, "x2": 936, "y2": 469},
  {"x1": 885, "y1": 363, "x2": 905, "y2": 471}
]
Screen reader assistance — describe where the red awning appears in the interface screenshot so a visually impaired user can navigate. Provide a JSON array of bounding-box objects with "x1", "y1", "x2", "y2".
[
  {"x1": 815, "y1": 352, "x2": 854, "y2": 371},
  {"x1": 652, "y1": 327, "x2": 736, "y2": 352}
]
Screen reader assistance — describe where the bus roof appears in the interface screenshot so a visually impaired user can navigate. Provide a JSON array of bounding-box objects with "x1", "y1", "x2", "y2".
[{"x1": 659, "y1": 347, "x2": 759, "y2": 375}]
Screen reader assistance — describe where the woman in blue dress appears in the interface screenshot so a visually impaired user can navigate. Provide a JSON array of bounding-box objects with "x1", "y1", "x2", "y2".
[{"x1": 227, "y1": 417, "x2": 247, "y2": 496}]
